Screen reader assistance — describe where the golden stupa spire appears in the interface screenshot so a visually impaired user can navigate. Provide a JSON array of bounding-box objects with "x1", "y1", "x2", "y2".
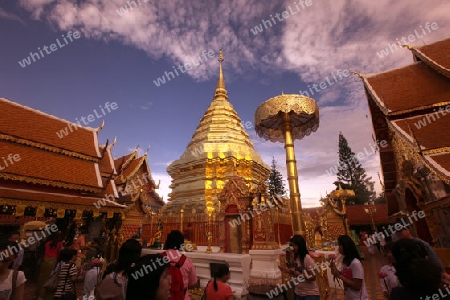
[{"x1": 213, "y1": 48, "x2": 228, "y2": 101}]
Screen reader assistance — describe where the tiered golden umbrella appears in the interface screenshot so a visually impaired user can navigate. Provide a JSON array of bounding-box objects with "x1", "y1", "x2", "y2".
[{"x1": 255, "y1": 93, "x2": 319, "y2": 236}]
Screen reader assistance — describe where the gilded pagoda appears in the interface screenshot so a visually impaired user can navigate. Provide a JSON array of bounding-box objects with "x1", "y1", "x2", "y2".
[{"x1": 160, "y1": 51, "x2": 292, "y2": 252}]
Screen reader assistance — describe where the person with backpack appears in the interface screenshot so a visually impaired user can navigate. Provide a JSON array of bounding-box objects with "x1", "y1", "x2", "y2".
[
  {"x1": 126, "y1": 254, "x2": 171, "y2": 300},
  {"x1": 0, "y1": 238, "x2": 25, "y2": 300},
  {"x1": 95, "y1": 239, "x2": 142, "y2": 300},
  {"x1": 53, "y1": 248, "x2": 78, "y2": 300},
  {"x1": 204, "y1": 264, "x2": 233, "y2": 300},
  {"x1": 162, "y1": 230, "x2": 197, "y2": 300}
]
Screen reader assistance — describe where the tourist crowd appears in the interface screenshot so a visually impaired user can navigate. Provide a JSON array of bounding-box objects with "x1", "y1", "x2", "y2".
[{"x1": 1, "y1": 224, "x2": 449, "y2": 300}]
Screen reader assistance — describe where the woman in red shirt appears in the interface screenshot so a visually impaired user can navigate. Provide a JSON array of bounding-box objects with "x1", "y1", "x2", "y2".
[
  {"x1": 35, "y1": 232, "x2": 62, "y2": 300},
  {"x1": 205, "y1": 264, "x2": 233, "y2": 300}
]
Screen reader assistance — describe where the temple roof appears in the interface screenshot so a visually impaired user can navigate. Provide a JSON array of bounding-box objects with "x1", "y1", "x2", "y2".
[
  {"x1": 99, "y1": 144, "x2": 117, "y2": 176},
  {"x1": 114, "y1": 150, "x2": 138, "y2": 173},
  {"x1": 0, "y1": 140, "x2": 102, "y2": 192},
  {"x1": 0, "y1": 97, "x2": 122, "y2": 213},
  {"x1": 391, "y1": 115, "x2": 450, "y2": 180},
  {"x1": 362, "y1": 36, "x2": 450, "y2": 217},
  {"x1": 114, "y1": 152, "x2": 164, "y2": 208},
  {"x1": 0, "y1": 98, "x2": 101, "y2": 158},
  {"x1": 412, "y1": 37, "x2": 450, "y2": 78},
  {"x1": 364, "y1": 63, "x2": 450, "y2": 115}
]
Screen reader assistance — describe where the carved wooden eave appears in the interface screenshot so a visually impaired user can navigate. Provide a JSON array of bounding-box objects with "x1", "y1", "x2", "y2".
[
  {"x1": 0, "y1": 133, "x2": 100, "y2": 162},
  {"x1": 0, "y1": 173, "x2": 102, "y2": 193}
]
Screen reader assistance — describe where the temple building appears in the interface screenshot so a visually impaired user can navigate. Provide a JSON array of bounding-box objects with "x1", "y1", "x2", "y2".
[
  {"x1": 160, "y1": 51, "x2": 292, "y2": 252},
  {"x1": 0, "y1": 97, "x2": 162, "y2": 263},
  {"x1": 360, "y1": 37, "x2": 450, "y2": 247},
  {"x1": 114, "y1": 148, "x2": 164, "y2": 242}
]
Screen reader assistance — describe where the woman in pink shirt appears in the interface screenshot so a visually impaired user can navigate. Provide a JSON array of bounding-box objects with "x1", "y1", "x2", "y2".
[
  {"x1": 205, "y1": 264, "x2": 233, "y2": 300},
  {"x1": 36, "y1": 232, "x2": 62, "y2": 300}
]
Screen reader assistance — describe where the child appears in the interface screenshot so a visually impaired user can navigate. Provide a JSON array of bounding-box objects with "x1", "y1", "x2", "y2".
[
  {"x1": 379, "y1": 242, "x2": 398, "y2": 299},
  {"x1": 205, "y1": 264, "x2": 233, "y2": 300}
]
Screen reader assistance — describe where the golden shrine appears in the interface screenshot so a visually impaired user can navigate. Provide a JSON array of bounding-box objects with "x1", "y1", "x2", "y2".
[{"x1": 159, "y1": 50, "x2": 293, "y2": 252}]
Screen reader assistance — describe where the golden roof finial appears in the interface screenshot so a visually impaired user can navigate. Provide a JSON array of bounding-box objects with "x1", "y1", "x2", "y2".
[
  {"x1": 349, "y1": 69, "x2": 364, "y2": 78},
  {"x1": 213, "y1": 48, "x2": 228, "y2": 101},
  {"x1": 398, "y1": 41, "x2": 413, "y2": 50},
  {"x1": 96, "y1": 120, "x2": 105, "y2": 132},
  {"x1": 218, "y1": 48, "x2": 224, "y2": 64},
  {"x1": 109, "y1": 136, "x2": 117, "y2": 148}
]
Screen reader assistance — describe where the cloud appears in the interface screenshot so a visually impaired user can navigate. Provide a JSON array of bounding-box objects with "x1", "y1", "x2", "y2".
[
  {"x1": 0, "y1": 7, "x2": 26, "y2": 25},
  {"x1": 140, "y1": 101, "x2": 153, "y2": 110},
  {"x1": 15, "y1": 0, "x2": 450, "y2": 97},
  {"x1": 14, "y1": 0, "x2": 449, "y2": 206},
  {"x1": 150, "y1": 172, "x2": 172, "y2": 202}
]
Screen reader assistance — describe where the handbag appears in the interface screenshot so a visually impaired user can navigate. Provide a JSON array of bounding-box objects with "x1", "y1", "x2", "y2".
[
  {"x1": 200, "y1": 281, "x2": 211, "y2": 300},
  {"x1": 44, "y1": 262, "x2": 62, "y2": 292},
  {"x1": 59, "y1": 263, "x2": 76, "y2": 300}
]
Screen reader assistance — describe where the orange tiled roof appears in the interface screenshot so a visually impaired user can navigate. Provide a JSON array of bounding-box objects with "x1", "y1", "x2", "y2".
[
  {"x1": 364, "y1": 63, "x2": 450, "y2": 115},
  {"x1": 0, "y1": 98, "x2": 100, "y2": 158},
  {"x1": 114, "y1": 152, "x2": 137, "y2": 172},
  {"x1": 391, "y1": 115, "x2": 450, "y2": 181},
  {"x1": 98, "y1": 145, "x2": 116, "y2": 176},
  {"x1": 392, "y1": 114, "x2": 450, "y2": 150},
  {"x1": 347, "y1": 203, "x2": 389, "y2": 225},
  {"x1": 0, "y1": 140, "x2": 102, "y2": 191},
  {"x1": 122, "y1": 156, "x2": 146, "y2": 179},
  {"x1": 413, "y1": 37, "x2": 450, "y2": 78}
]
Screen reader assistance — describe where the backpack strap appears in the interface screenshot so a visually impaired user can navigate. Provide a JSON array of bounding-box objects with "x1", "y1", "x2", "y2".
[
  {"x1": 162, "y1": 251, "x2": 187, "y2": 267},
  {"x1": 176, "y1": 254, "x2": 187, "y2": 268},
  {"x1": 10, "y1": 269, "x2": 19, "y2": 299}
]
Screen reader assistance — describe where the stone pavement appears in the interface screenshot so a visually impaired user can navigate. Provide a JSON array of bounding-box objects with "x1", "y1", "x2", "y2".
[{"x1": 22, "y1": 250, "x2": 388, "y2": 300}]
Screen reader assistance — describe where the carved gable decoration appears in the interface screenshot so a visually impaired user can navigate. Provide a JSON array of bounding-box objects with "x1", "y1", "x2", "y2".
[{"x1": 218, "y1": 176, "x2": 250, "y2": 212}]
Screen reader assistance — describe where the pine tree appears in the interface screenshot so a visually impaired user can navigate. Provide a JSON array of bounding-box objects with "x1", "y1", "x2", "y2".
[
  {"x1": 334, "y1": 133, "x2": 375, "y2": 205},
  {"x1": 268, "y1": 157, "x2": 287, "y2": 197}
]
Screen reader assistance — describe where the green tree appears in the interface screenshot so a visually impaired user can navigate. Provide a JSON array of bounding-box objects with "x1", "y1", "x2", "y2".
[
  {"x1": 334, "y1": 133, "x2": 375, "y2": 205},
  {"x1": 268, "y1": 156, "x2": 287, "y2": 197}
]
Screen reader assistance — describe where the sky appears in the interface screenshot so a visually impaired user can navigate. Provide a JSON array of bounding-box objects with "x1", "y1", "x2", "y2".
[{"x1": 1, "y1": 0, "x2": 449, "y2": 207}]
